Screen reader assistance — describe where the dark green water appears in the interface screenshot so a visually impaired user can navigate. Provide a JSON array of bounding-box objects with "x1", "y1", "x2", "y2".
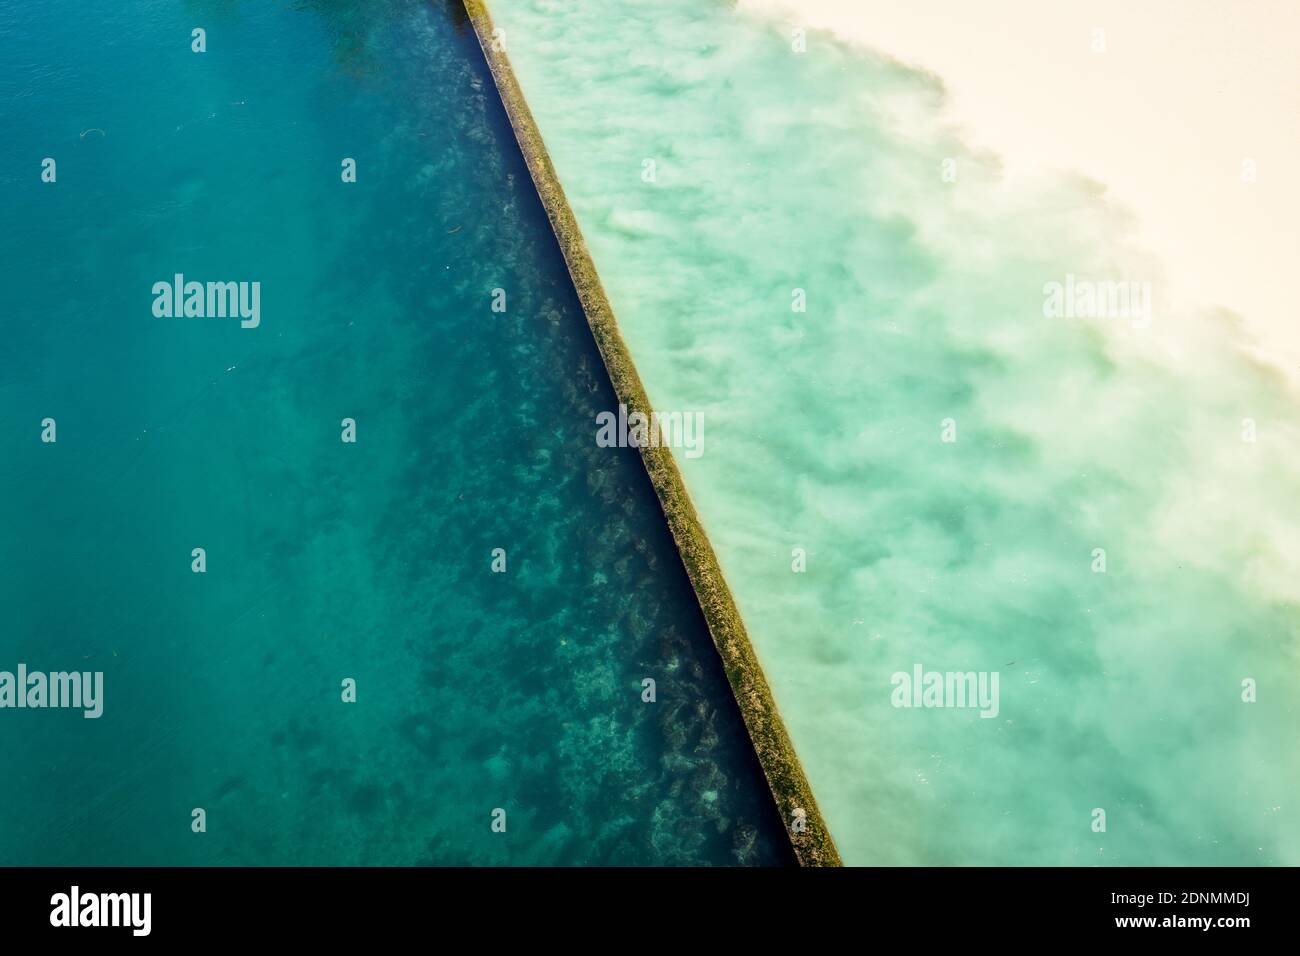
[{"x1": 0, "y1": 0, "x2": 791, "y2": 865}]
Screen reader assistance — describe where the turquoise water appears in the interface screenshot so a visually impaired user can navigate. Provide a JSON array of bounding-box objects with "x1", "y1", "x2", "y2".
[
  {"x1": 0, "y1": 0, "x2": 791, "y2": 865},
  {"x1": 491, "y1": 0, "x2": 1300, "y2": 864}
]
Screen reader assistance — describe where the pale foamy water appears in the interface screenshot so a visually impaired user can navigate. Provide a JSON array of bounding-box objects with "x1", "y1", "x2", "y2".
[
  {"x1": 492, "y1": 0, "x2": 1300, "y2": 864},
  {"x1": 743, "y1": 0, "x2": 1300, "y2": 380}
]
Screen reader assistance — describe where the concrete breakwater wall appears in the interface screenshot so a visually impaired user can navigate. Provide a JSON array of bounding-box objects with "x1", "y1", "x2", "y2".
[{"x1": 460, "y1": 0, "x2": 841, "y2": 867}]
